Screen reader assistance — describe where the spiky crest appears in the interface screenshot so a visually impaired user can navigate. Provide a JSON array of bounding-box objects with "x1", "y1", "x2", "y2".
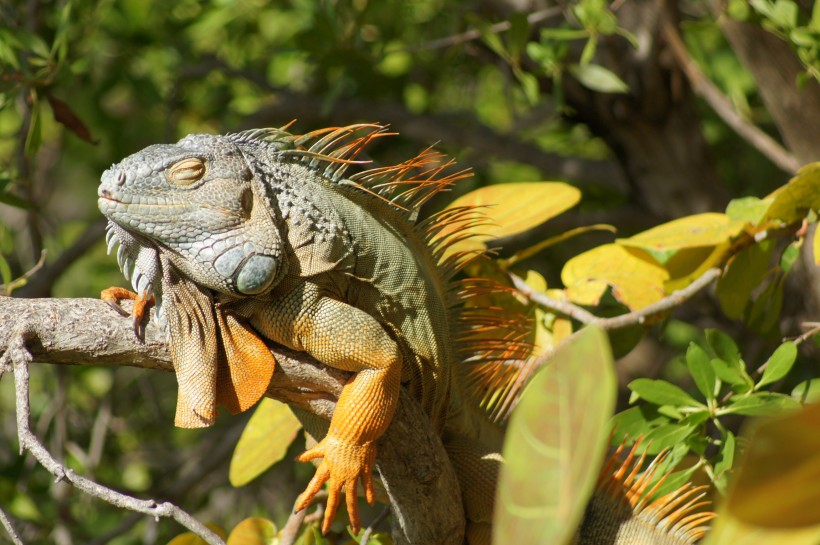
[
  {"x1": 592, "y1": 438, "x2": 716, "y2": 544},
  {"x1": 232, "y1": 123, "x2": 535, "y2": 423}
]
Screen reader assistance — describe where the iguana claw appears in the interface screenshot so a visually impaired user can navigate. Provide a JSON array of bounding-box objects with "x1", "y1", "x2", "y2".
[
  {"x1": 100, "y1": 287, "x2": 155, "y2": 341},
  {"x1": 295, "y1": 436, "x2": 377, "y2": 535}
]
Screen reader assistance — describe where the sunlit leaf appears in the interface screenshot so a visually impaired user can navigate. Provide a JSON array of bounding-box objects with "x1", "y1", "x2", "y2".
[
  {"x1": 726, "y1": 196, "x2": 772, "y2": 225},
  {"x1": 494, "y1": 327, "x2": 616, "y2": 545},
  {"x1": 562, "y1": 244, "x2": 668, "y2": 310},
  {"x1": 229, "y1": 398, "x2": 302, "y2": 487},
  {"x1": 443, "y1": 182, "x2": 581, "y2": 258},
  {"x1": 226, "y1": 517, "x2": 277, "y2": 545},
  {"x1": 764, "y1": 162, "x2": 820, "y2": 224},
  {"x1": 814, "y1": 225, "x2": 820, "y2": 265},
  {"x1": 618, "y1": 213, "x2": 747, "y2": 251}
]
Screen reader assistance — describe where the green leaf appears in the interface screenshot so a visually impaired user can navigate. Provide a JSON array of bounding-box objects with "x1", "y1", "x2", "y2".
[
  {"x1": 229, "y1": 398, "x2": 302, "y2": 487},
  {"x1": 706, "y1": 329, "x2": 742, "y2": 367},
  {"x1": 725, "y1": 196, "x2": 772, "y2": 224},
  {"x1": 686, "y1": 343, "x2": 717, "y2": 401},
  {"x1": 711, "y1": 358, "x2": 747, "y2": 386},
  {"x1": 717, "y1": 241, "x2": 774, "y2": 319},
  {"x1": 747, "y1": 275, "x2": 785, "y2": 334},
  {"x1": 539, "y1": 28, "x2": 589, "y2": 41},
  {"x1": 641, "y1": 422, "x2": 698, "y2": 453},
  {"x1": 494, "y1": 327, "x2": 616, "y2": 545},
  {"x1": 792, "y1": 378, "x2": 820, "y2": 404},
  {"x1": 24, "y1": 93, "x2": 42, "y2": 157},
  {"x1": 0, "y1": 254, "x2": 11, "y2": 293},
  {"x1": 757, "y1": 342, "x2": 797, "y2": 389},
  {"x1": 719, "y1": 393, "x2": 800, "y2": 416},
  {"x1": 568, "y1": 63, "x2": 628, "y2": 93},
  {"x1": 507, "y1": 13, "x2": 530, "y2": 61},
  {"x1": 610, "y1": 406, "x2": 669, "y2": 441},
  {"x1": 714, "y1": 430, "x2": 736, "y2": 478},
  {"x1": 780, "y1": 241, "x2": 800, "y2": 273},
  {"x1": 628, "y1": 378, "x2": 702, "y2": 408}
]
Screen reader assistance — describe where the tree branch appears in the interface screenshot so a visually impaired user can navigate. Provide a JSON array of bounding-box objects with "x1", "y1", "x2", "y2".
[
  {"x1": 660, "y1": 15, "x2": 800, "y2": 173},
  {"x1": 0, "y1": 505, "x2": 23, "y2": 545},
  {"x1": 1, "y1": 326, "x2": 227, "y2": 545},
  {"x1": 0, "y1": 296, "x2": 464, "y2": 545},
  {"x1": 509, "y1": 267, "x2": 722, "y2": 330}
]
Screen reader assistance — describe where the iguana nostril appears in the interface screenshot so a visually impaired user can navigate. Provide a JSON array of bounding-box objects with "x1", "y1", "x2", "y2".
[{"x1": 116, "y1": 171, "x2": 126, "y2": 186}]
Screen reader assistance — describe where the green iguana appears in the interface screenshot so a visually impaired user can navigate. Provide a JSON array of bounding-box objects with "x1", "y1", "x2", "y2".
[{"x1": 97, "y1": 124, "x2": 712, "y2": 544}]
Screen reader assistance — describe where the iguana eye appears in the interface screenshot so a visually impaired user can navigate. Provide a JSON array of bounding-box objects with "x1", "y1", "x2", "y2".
[{"x1": 166, "y1": 158, "x2": 205, "y2": 186}]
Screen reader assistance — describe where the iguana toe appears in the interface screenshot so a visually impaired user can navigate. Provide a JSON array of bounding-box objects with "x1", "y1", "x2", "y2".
[
  {"x1": 100, "y1": 286, "x2": 155, "y2": 341},
  {"x1": 295, "y1": 436, "x2": 377, "y2": 535}
]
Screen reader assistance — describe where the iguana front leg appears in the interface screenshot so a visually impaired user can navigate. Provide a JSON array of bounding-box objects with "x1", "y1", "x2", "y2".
[{"x1": 248, "y1": 281, "x2": 402, "y2": 534}]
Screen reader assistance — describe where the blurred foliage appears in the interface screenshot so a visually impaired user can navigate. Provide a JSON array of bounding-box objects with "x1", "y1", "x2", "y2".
[{"x1": 2, "y1": 0, "x2": 820, "y2": 544}]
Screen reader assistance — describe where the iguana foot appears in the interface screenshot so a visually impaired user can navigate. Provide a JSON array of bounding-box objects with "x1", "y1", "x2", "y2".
[
  {"x1": 295, "y1": 436, "x2": 377, "y2": 534},
  {"x1": 101, "y1": 287, "x2": 155, "y2": 340}
]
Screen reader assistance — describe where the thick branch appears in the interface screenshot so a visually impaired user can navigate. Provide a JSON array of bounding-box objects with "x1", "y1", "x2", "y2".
[{"x1": 0, "y1": 296, "x2": 463, "y2": 545}]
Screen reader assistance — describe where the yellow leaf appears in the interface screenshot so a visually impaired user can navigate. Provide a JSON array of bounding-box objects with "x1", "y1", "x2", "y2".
[
  {"x1": 663, "y1": 242, "x2": 730, "y2": 292},
  {"x1": 704, "y1": 517, "x2": 820, "y2": 545},
  {"x1": 561, "y1": 244, "x2": 669, "y2": 310},
  {"x1": 227, "y1": 517, "x2": 278, "y2": 545},
  {"x1": 167, "y1": 525, "x2": 227, "y2": 545},
  {"x1": 443, "y1": 182, "x2": 581, "y2": 257},
  {"x1": 229, "y1": 398, "x2": 302, "y2": 487},
  {"x1": 814, "y1": 226, "x2": 820, "y2": 265},
  {"x1": 704, "y1": 404, "x2": 820, "y2": 545},
  {"x1": 618, "y1": 213, "x2": 747, "y2": 251},
  {"x1": 764, "y1": 162, "x2": 820, "y2": 224},
  {"x1": 727, "y1": 404, "x2": 820, "y2": 528}
]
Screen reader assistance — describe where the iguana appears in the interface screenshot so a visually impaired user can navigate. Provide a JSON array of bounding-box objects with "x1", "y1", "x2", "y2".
[{"x1": 97, "y1": 124, "x2": 712, "y2": 544}]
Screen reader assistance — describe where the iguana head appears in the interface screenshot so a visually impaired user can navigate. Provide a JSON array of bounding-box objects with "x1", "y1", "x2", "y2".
[{"x1": 98, "y1": 133, "x2": 286, "y2": 298}]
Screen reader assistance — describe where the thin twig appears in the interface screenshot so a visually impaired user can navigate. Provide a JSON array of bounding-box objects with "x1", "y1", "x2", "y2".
[
  {"x1": 359, "y1": 506, "x2": 391, "y2": 545},
  {"x1": 0, "y1": 505, "x2": 24, "y2": 545},
  {"x1": 661, "y1": 17, "x2": 800, "y2": 173},
  {"x1": 279, "y1": 500, "x2": 308, "y2": 545},
  {"x1": 790, "y1": 322, "x2": 820, "y2": 346},
  {"x1": 1, "y1": 249, "x2": 47, "y2": 295},
  {"x1": 4, "y1": 328, "x2": 227, "y2": 545},
  {"x1": 402, "y1": 7, "x2": 564, "y2": 52},
  {"x1": 510, "y1": 267, "x2": 722, "y2": 330}
]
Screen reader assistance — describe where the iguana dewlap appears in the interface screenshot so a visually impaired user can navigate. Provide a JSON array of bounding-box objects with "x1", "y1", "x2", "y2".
[{"x1": 97, "y1": 125, "x2": 498, "y2": 539}]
